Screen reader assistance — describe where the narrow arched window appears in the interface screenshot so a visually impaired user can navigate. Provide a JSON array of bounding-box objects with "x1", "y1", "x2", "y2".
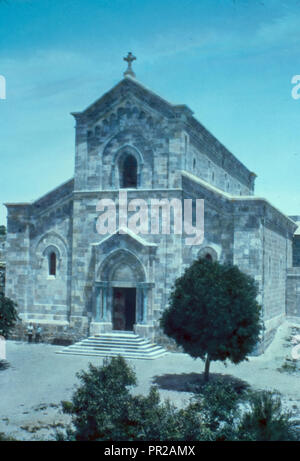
[
  {"x1": 49, "y1": 252, "x2": 56, "y2": 276},
  {"x1": 198, "y1": 247, "x2": 217, "y2": 262},
  {"x1": 120, "y1": 154, "x2": 137, "y2": 188}
]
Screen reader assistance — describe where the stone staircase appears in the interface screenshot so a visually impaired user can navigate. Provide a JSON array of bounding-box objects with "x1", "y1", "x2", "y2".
[{"x1": 56, "y1": 332, "x2": 168, "y2": 360}]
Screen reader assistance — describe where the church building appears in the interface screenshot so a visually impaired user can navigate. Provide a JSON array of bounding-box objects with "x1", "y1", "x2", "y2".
[{"x1": 4, "y1": 54, "x2": 299, "y2": 352}]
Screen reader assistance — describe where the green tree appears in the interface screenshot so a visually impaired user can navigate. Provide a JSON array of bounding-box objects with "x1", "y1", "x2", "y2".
[
  {"x1": 160, "y1": 258, "x2": 262, "y2": 381},
  {"x1": 0, "y1": 226, "x2": 6, "y2": 236},
  {"x1": 0, "y1": 293, "x2": 18, "y2": 338}
]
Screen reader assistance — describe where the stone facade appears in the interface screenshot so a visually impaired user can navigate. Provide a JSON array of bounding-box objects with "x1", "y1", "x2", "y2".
[
  {"x1": 0, "y1": 233, "x2": 5, "y2": 294},
  {"x1": 286, "y1": 217, "x2": 300, "y2": 322},
  {"x1": 4, "y1": 74, "x2": 299, "y2": 351}
]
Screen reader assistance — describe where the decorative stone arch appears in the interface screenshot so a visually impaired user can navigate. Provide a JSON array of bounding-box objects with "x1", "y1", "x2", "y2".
[
  {"x1": 97, "y1": 248, "x2": 146, "y2": 283},
  {"x1": 197, "y1": 246, "x2": 218, "y2": 262},
  {"x1": 42, "y1": 244, "x2": 61, "y2": 276},
  {"x1": 93, "y1": 249, "x2": 152, "y2": 335},
  {"x1": 100, "y1": 127, "x2": 156, "y2": 189},
  {"x1": 35, "y1": 231, "x2": 68, "y2": 256},
  {"x1": 112, "y1": 145, "x2": 144, "y2": 189},
  {"x1": 32, "y1": 231, "x2": 70, "y2": 310}
]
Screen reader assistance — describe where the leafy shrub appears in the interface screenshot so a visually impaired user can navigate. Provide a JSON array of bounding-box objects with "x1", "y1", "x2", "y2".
[
  {"x1": 237, "y1": 391, "x2": 298, "y2": 441},
  {"x1": 61, "y1": 400, "x2": 74, "y2": 414},
  {"x1": 0, "y1": 293, "x2": 19, "y2": 338},
  {"x1": 0, "y1": 360, "x2": 10, "y2": 371},
  {"x1": 277, "y1": 359, "x2": 298, "y2": 374},
  {"x1": 0, "y1": 432, "x2": 16, "y2": 441},
  {"x1": 58, "y1": 356, "x2": 298, "y2": 441},
  {"x1": 197, "y1": 381, "x2": 241, "y2": 439},
  {"x1": 59, "y1": 356, "x2": 211, "y2": 441}
]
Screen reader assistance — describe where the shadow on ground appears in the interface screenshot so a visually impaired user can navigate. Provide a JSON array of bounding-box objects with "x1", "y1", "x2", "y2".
[
  {"x1": 152, "y1": 372, "x2": 249, "y2": 394},
  {"x1": 0, "y1": 360, "x2": 10, "y2": 371}
]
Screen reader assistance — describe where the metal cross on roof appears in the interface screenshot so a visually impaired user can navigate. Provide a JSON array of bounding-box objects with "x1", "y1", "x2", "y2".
[{"x1": 123, "y1": 52, "x2": 136, "y2": 78}]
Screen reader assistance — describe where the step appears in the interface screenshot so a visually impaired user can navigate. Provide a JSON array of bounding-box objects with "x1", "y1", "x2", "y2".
[
  {"x1": 79, "y1": 340, "x2": 158, "y2": 348},
  {"x1": 57, "y1": 350, "x2": 168, "y2": 360},
  {"x1": 80, "y1": 338, "x2": 155, "y2": 344},
  {"x1": 61, "y1": 345, "x2": 166, "y2": 353},
  {"x1": 56, "y1": 333, "x2": 168, "y2": 360}
]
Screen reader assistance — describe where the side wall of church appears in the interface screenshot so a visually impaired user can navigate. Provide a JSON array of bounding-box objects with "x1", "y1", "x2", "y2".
[
  {"x1": 5, "y1": 183, "x2": 75, "y2": 341},
  {"x1": 262, "y1": 225, "x2": 291, "y2": 326},
  {"x1": 232, "y1": 200, "x2": 294, "y2": 351},
  {"x1": 286, "y1": 268, "x2": 300, "y2": 320},
  {"x1": 186, "y1": 140, "x2": 254, "y2": 197},
  {"x1": 0, "y1": 233, "x2": 6, "y2": 294},
  {"x1": 285, "y1": 222, "x2": 300, "y2": 322},
  {"x1": 27, "y1": 204, "x2": 73, "y2": 323},
  {"x1": 5, "y1": 205, "x2": 31, "y2": 314}
]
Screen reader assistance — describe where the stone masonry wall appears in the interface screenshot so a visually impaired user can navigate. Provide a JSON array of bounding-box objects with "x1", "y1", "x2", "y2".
[
  {"x1": 70, "y1": 189, "x2": 184, "y2": 328},
  {"x1": 286, "y1": 268, "x2": 300, "y2": 319},
  {"x1": 5, "y1": 205, "x2": 31, "y2": 313},
  {"x1": 187, "y1": 142, "x2": 253, "y2": 197},
  {"x1": 0, "y1": 233, "x2": 5, "y2": 294}
]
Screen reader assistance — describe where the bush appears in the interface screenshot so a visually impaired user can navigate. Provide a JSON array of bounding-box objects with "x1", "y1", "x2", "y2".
[
  {"x1": 196, "y1": 381, "x2": 241, "y2": 439},
  {"x1": 0, "y1": 432, "x2": 16, "y2": 441},
  {"x1": 60, "y1": 356, "x2": 137, "y2": 441},
  {"x1": 0, "y1": 360, "x2": 10, "y2": 371},
  {"x1": 237, "y1": 391, "x2": 298, "y2": 441},
  {"x1": 0, "y1": 293, "x2": 19, "y2": 339},
  {"x1": 58, "y1": 356, "x2": 298, "y2": 441},
  {"x1": 59, "y1": 356, "x2": 211, "y2": 441}
]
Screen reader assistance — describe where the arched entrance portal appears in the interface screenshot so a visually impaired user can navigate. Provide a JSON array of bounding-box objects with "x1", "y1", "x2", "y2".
[
  {"x1": 109, "y1": 258, "x2": 140, "y2": 331},
  {"x1": 93, "y1": 250, "x2": 152, "y2": 335}
]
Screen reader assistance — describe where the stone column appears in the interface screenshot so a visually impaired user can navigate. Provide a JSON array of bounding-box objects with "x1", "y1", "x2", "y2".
[
  {"x1": 95, "y1": 287, "x2": 101, "y2": 322},
  {"x1": 102, "y1": 285, "x2": 108, "y2": 321},
  {"x1": 134, "y1": 283, "x2": 154, "y2": 339},
  {"x1": 141, "y1": 286, "x2": 148, "y2": 324},
  {"x1": 90, "y1": 282, "x2": 112, "y2": 335}
]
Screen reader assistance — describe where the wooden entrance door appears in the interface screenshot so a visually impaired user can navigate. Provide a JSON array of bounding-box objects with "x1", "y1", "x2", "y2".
[{"x1": 112, "y1": 287, "x2": 136, "y2": 331}]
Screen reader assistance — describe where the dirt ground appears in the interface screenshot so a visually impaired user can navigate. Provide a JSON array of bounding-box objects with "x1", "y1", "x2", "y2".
[{"x1": 0, "y1": 320, "x2": 300, "y2": 441}]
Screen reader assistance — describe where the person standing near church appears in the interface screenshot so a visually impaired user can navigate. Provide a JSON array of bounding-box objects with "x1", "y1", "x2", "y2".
[
  {"x1": 35, "y1": 325, "x2": 43, "y2": 343},
  {"x1": 27, "y1": 323, "x2": 34, "y2": 343}
]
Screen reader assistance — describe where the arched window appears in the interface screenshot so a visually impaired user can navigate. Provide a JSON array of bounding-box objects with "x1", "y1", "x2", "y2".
[
  {"x1": 120, "y1": 154, "x2": 137, "y2": 188},
  {"x1": 198, "y1": 247, "x2": 218, "y2": 262},
  {"x1": 49, "y1": 252, "x2": 57, "y2": 276}
]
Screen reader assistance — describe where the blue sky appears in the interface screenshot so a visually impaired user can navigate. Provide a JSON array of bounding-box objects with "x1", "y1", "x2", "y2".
[{"x1": 1, "y1": 0, "x2": 300, "y2": 225}]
